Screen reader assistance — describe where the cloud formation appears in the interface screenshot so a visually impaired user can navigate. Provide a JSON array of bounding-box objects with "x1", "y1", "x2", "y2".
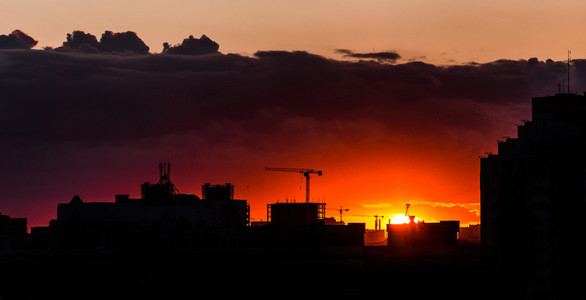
[
  {"x1": 0, "y1": 30, "x2": 38, "y2": 49},
  {"x1": 56, "y1": 30, "x2": 149, "y2": 54},
  {"x1": 414, "y1": 201, "x2": 481, "y2": 217},
  {"x1": 163, "y1": 35, "x2": 219, "y2": 55},
  {"x1": 0, "y1": 38, "x2": 578, "y2": 148},
  {"x1": 336, "y1": 48, "x2": 401, "y2": 63}
]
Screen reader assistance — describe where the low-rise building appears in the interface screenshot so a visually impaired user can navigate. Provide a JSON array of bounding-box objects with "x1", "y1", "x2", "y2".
[
  {"x1": 0, "y1": 212, "x2": 27, "y2": 249},
  {"x1": 42, "y1": 163, "x2": 250, "y2": 249},
  {"x1": 387, "y1": 218, "x2": 460, "y2": 248}
]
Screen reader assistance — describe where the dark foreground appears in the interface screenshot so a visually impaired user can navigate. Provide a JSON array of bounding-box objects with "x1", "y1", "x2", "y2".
[{"x1": 1, "y1": 245, "x2": 497, "y2": 299}]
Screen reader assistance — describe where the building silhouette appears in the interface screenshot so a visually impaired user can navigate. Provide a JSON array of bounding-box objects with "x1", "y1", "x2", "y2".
[
  {"x1": 1, "y1": 162, "x2": 494, "y2": 299},
  {"x1": 37, "y1": 163, "x2": 250, "y2": 249},
  {"x1": 0, "y1": 212, "x2": 27, "y2": 249},
  {"x1": 243, "y1": 200, "x2": 366, "y2": 248},
  {"x1": 27, "y1": 163, "x2": 368, "y2": 250},
  {"x1": 459, "y1": 223, "x2": 480, "y2": 243},
  {"x1": 387, "y1": 218, "x2": 460, "y2": 248},
  {"x1": 267, "y1": 201, "x2": 325, "y2": 227},
  {"x1": 0, "y1": 161, "x2": 498, "y2": 299},
  {"x1": 481, "y1": 93, "x2": 586, "y2": 299}
]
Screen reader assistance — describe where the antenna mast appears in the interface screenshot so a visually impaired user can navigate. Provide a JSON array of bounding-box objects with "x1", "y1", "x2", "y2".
[{"x1": 568, "y1": 50, "x2": 572, "y2": 94}]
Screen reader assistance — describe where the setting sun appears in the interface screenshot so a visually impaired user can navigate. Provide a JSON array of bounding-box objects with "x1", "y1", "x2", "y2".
[{"x1": 390, "y1": 214, "x2": 418, "y2": 224}]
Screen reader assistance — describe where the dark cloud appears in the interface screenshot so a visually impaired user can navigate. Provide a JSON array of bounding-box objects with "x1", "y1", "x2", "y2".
[
  {"x1": 163, "y1": 35, "x2": 219, "y2": 55},
  {"x1": 99, "y1": 31, "x2": 149, "y2": 54},
  {"x1": 1, "y1": 30, "x2": 572, "y2": 146},
  {"x1": 336, "y1": 48, "x2": 401, "y2": 63},
  {"x1": 63, "y1": 30, "x2": 100, "y2": 52},
  {"x1": 0, "y1": 29, "x2": 38, "y2": 49},
  {"x1": 0, "y1": 49, "x2": 577, "y2": 144},
  {"x1": 57, "y1": 30, "x2": 149, "y2": 54},
  {"x1": 62, "y1": 30, "x2": 100, "y2": 50}
]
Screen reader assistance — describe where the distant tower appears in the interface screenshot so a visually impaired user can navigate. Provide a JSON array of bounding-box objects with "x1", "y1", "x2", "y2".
[
  {"x1": 142, "y1": 162, "x2": 179, "y2": 201},
  {"x1": 158, "y1": 162, "x2": 172, "y2": 185},
  {"x1": 158, "y1": 161, "x2": 179, "y2": 193}
]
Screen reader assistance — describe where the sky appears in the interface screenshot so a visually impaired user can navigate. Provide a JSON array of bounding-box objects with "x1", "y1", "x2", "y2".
[
  {"x1": 3, "y1": 0, "x2": 586, "y2": 64},
  {"x1": 2, "y1": 0, "x2": 586, "y2": 229}
]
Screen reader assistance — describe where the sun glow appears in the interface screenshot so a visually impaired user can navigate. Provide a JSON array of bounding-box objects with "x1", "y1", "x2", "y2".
[{"x1": 390, "y1": 214, "x2": 418, "y2": 224}]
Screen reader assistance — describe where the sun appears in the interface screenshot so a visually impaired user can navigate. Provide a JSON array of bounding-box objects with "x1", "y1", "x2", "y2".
[{"x1": 390, "y1": 214, "x2": 418, "y2": 224}]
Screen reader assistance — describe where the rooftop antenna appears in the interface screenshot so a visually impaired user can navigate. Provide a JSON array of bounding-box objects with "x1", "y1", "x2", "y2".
[
  {"x1": 568, "y1": 50, "x2": 572, "y2": 94},
  {"x1": 158, "y1": 161, "x2": 179, "y2": 194}
]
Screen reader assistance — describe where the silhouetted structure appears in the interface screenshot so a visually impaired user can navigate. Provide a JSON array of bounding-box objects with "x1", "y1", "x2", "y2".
[
  {"x1": 0, "y1": 163, "x2": 495, "y2": 299},
  {"x1": 481, "y1": 93, "x2": 586, "y2": 299},
  {"x1": 267, "y1": 202, "x2": 325, "y2": 227},
  {"x1": 40, "y1": 164, "x2": 250, "y2": 249},
  {"x1": 249, "y1": 201, "x2": 365, "y2": 248},
  {"x1": 387, "y1": 218, "x2": 460, "y2": 248},
  {"x1": 459, "y1": 223, "x2": 480, "y2": 243},
  {"x1": 0, "y1": 212, "x2": 27, "y2": 249},
  {"x1": 323, "y1": 216, "x2": 345, "y2": 225}
]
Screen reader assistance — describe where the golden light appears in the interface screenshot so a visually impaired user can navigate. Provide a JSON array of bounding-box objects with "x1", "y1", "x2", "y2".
[{"x1": 390, "y1": 214, "x2": 418, "y2": 224}]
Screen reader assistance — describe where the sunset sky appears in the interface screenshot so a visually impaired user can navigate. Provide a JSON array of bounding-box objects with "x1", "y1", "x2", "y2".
[
  {"x1": 4, "y1": 0, "x2": 586, "y2": 64},
  {"x1": 2, "y1": 0, "x2": 586, "y2": 229}
]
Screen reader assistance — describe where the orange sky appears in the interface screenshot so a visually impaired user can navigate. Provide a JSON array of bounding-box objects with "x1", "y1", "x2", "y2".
[
  {"x1": 3, "y1": 0, "x2": 586, "y2": 64},
  {"x1": 1, "y1": 0, "x2": 582, "y2": 230},
  {"x1": 148, "y1": 118, "x2": 509, "y2": 229}
]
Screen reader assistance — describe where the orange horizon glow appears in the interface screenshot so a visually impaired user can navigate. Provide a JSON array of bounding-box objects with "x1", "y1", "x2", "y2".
[
  {"x1": 243, "y1": 144, "x2": 484, "y2": 230},
  {"x1": 17, "y1": 141, "x2": 485, "y2": 230}
]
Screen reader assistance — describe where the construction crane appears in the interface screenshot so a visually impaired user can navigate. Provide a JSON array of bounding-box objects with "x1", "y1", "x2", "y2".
[
  {"x1": 327, "y1": 206, "x2": 349, "y2": 222},
  {"x1": 265, "y1": 167, "x2": 322, "y2": 203}
]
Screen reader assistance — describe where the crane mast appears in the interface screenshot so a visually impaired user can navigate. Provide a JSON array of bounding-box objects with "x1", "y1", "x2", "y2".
[
  {"x1": 336, "y1": 206, "x2": 349, "y2": 222},
  {"x1": 265, "y1": 167, "x2": 322, "y2": 203}
]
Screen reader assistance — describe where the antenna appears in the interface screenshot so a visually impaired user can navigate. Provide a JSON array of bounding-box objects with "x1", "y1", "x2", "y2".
[{"x1": 568, "y1": 50, "x2": 572, "y2": 94}]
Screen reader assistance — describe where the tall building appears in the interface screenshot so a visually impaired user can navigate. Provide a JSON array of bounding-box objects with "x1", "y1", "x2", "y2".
[{"x1": 481, "y1": 93, "x2": 586, "y2": 299}]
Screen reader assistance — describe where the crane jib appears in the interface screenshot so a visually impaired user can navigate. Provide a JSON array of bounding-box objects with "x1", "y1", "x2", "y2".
[{"x1": 265, "y1": 167, "x2": 323, "y2": 203}]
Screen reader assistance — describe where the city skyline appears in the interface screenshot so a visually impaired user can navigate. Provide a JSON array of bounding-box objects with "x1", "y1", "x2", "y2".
[
  {"x1": 4, "y1": 3, "x2": 586, "y2": 298},
  {"x1": 5, "y1": 87, "x2": 582, "y2": 299}
]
